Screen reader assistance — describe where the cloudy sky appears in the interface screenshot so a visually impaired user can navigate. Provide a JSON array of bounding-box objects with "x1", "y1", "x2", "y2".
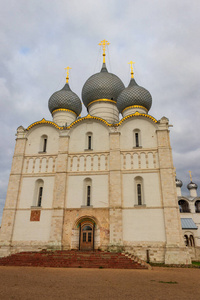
[{"x1": 0, "y1": 0, "x2": 200, "y2": 223}]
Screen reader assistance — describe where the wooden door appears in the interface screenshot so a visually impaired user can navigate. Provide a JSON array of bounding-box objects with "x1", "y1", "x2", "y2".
[{"x1": 80, "y1": 224, "x2": 93, "y2": 251}]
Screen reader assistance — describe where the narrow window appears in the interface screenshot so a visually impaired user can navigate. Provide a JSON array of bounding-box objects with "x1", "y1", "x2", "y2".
[
  {"x1": 137, "y1": 184, "x2": 142, "y2": 205},
  {"x1": 38, "y1": 187, "x2": 43, "y2": 207},
  {"x1": 40, "y1": 135, "x2": 48, "y2": 153},
  {"x1": 88, "y1": 136, "x2": 92, "y2": 150},
  {"x1": 87, "y1": 185, "x2": 91, "y2": 206},
  {"x1": 43, "y1": 138, "x2": 47, "y2": 152},
  {"x1": 184, "y1": 235, "x2": 189, "y2": 246},
  {"x1": 135, "y1": 133, "x2": 139, "y2": 147}
]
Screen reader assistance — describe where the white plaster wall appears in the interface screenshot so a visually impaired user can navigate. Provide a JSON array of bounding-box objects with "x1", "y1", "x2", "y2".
[
  {"x1": 122, "y1": 209, "x2": 166, "y2": 242},
  {"x1": 18, "y1": 176, "x2": 55, "y2": 208},
  {"x1": 119, "y1": 118, "x2": 158, "y2": 149},
  {"x1": 25, "y1": 125, "x2": 59, "y2": 155},
  {"x1": 66, "y1": 175, "x2": 108, "y2": 208},
  {"x1": 68, "y1": 121, "x2": 109, "y2": 153},
  {"x1": 122, "y1": 173, "x2": 162, "y2": 207},
  {"x1": 12, "y1": 210, "x2": 52, "y2": 241}
]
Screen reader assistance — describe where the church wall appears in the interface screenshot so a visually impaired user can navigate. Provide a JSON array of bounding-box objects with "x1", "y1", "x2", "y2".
[
  {"x1": 12, "y1": 210, "x2": 52, "y2": 242},
  {"x1": 66, "y1": 174, "x2": 109, "y2": 208},
  {"x1": 68, "y1": 122, "x2": 109, "y2": 153},
  {"x1": 25, "y1": 126, "x2": 59, "y2": 155},
  {"x1": 122, "y1": 209, "x2": 166, "y2": 242},
  {"x1": 119, "y1": 118, "x2": 158, "y2": 149},
  {"x1": 17, "y1": 176, "x2": 55, "y2": 208},
  {"x1": 122, "y1": 172, "x2": 162, "y2": 207}
]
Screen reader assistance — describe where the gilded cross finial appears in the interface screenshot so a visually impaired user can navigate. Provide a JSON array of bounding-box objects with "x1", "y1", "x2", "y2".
[
  {"x1": 128, "y1": 61, "x2": 135, "y2": 78},
  {"x1": 189, "y1": 171, "x2": 192, "y2": 182},
  {"x1": 98, "y1": 39, "x2": 110, "y2": 63},
  {"x1": 64, "y1": 66, "x2": 72, "y2": 83},
  {"x1": 174, "y1": 168, "x2": 176, "y2": 177}
]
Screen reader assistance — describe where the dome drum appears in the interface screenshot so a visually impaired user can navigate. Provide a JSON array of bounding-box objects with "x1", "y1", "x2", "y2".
[
  {"x1": 122, "y1": 105, "x2": 148, "y2": 117},
  {"x1": 88, "y1": 100, "x2": 119, "y2": 124},
  {"x1": 52, "y1": 109, "x2": 77, "y2": 127}
]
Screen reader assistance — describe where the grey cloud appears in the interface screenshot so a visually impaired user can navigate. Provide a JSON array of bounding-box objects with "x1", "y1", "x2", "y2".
[{"x1": 0, "y1": 0, "x2": 200, "y2": 223}]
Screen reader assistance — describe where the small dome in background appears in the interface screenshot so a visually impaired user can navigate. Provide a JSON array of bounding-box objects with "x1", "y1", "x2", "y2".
[
  {"x1": 187, "y1": 181, "x2": 198, "y2": 190},
  {"x1": 48, "y1": 83, "x2": 82, "y2": 116},
  {"x1": 117, "y1": 78, "x2": 152, "y2": 114},
  {"x1": 176, "y1": 178, "x2": 183, "y2": 188},
  {"x1": 82, "y1": 63, "x2": 125, "y2": 108}
]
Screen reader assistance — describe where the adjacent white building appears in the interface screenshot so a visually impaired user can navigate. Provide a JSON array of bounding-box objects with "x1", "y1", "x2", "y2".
[{"x1": 0, "y1": 42, "x2": 198, "y2": 264}]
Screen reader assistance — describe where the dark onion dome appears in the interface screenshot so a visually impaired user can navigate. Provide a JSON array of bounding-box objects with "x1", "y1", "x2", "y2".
[
  {"x1": 82, "y1": 63, "x2": 125, "y2": 108},
  {"x1": 175, "y1": 178, "x2": 183, "y2": 188},
  {"x1": 117, "y1": 78, "x2": 152, "y2": 114},
  {"x1": 48, "y1": 83, "x2": 82, "y2": 116},
  {"x1": 187, "y1": 181, "x2": 198, "y2": 190}
]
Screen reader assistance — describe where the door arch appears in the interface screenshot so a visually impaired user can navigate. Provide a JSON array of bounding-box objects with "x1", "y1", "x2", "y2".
[{"x1": 79, "y1": 221, "x2": 95, "y2": 251}]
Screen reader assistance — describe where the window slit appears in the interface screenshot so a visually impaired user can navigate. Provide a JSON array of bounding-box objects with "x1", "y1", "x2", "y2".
[
  {"x1": 88, "y1": 136, "x2": 92, "y2": 150},
  {"x1": 43, "y1": 138, "x2": 47, "y2": 152},
  {"x1": 38, "y1": 187, "x2": 43, "y2": 207},
  {"x1": 87, "y1": 185, "x2": 91, "y2": 206},
  {"x1": 137, "y1": 184, "x2": 142, "y2": 205},
  {"x1": 135, "y1": 133, "x2": 139, "y2": 147}
]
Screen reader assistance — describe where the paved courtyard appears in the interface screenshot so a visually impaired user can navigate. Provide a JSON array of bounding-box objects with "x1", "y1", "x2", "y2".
[{"x1": 0, "y1": 266, "x2": 199, "y2": 300}]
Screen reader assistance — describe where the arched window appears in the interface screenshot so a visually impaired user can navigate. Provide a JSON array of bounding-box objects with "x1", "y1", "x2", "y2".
[
  {"x1": 178, "y1": 200, "x2": 190, "y2": 213},
  {"x1": 184, "y1": 235, "x2": 189, "y2": 246},
  {"x1": 195, "y1": 200, "x2": 200, "y2": 213},
  {"x1": 133, "y1": 129, "x2": 141, "y2": 148},
  {"x1": 189, "y1": 235, "x2": 195, "y2": 247},
  {"x1": 33, "y1": 179, "x2": 44, "y2": 207},
  {"x1": 40, "y1": 135, "x2": 48, "y2": 153},
  {"x1": 135, "y1": 176, "x2": 144, "y2": 205},
  {"x1": 83, "y1": 178, "x2": 92, "y2": 206},
  {"x1": 85, "y1": 132, "x2": 93, "y2": 150}
]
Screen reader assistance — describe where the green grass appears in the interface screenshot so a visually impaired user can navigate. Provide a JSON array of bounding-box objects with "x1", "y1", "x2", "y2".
[
  {"x1": 192, "y1": 261, "x2": 200, "y2": 266},
  {"x1": 159, "y1": 281, "x2": 178, "y2": 284}
]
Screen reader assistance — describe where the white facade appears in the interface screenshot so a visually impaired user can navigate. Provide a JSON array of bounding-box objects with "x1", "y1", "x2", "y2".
[{"x1": 0, "y1": 53, "x2": 195, "y2": 264}]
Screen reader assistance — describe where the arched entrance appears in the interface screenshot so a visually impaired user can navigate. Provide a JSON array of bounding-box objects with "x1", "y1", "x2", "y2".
[{"x1": 78, "y1": 219, "x2": 95, "y2": 251}]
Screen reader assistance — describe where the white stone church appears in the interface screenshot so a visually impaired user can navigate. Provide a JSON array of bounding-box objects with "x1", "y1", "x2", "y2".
[{"x1": 0, "y1": 41, "x2": 199, "y2": 264}]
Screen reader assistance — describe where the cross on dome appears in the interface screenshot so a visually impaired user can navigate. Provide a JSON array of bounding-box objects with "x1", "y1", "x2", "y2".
[
  {"x1": 64, "y1": 66, "x2": 72, "y2": 83},
  {"x1": 189, "y1": 170, "x2": 192, "y2": 182},
  {"x1": 128, "y1": 61, "x2": 135, "y2": 78},
  {"x1": 98, "y1": 39, "x2": 110, "y2": 63}
]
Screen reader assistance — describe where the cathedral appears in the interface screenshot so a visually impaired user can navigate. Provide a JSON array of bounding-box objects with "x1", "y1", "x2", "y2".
[{"x1": 0, "y1": 40, "x2": 199, "y2": 264}]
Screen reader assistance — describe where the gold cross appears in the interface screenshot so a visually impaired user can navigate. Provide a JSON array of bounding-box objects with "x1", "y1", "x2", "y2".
[
  {"x1": 98, "y1": 40, "x2": 110, "y2": 63},
  {"x1": 189, "y1": 171, "x2": 192, "y2": 182},
  {"x1": 64, "y1": 66, "x2": 72, "y2": 83},
  {"x1": 128, "y1": 61, "x2": 135, "y2": 78}
]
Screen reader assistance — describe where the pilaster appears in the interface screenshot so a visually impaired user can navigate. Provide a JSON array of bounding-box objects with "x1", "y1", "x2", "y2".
[
  {"x1": 0, "y1": 126, "x2": 27, "y2": 255},
  {"x1": 48, "y1": 131, "x2": 69, "y2": 249},
  {"x1": 109, "y1": 130, "x2": 123, "y2": 247},
  {"x1": 157, "y1": 117, "x2": 190, "y2": 264}
]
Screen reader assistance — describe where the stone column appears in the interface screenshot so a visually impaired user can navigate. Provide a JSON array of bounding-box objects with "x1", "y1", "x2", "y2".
[
  {"x1": 48, "y1": 130, "x2": 69, "y2": 250},
  {"x1": 0, "y1": 126, "x2": 27, "y2": 257},
  {"x1": 157, "y1": 117, "x2": 191, "y2": 264},
  {"x1": 108, "y1": 129, "x2": 123, "y2": 250}
]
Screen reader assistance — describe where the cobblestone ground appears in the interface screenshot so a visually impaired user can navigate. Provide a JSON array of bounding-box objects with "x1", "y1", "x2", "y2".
[{"x1": 0, "y1": 266, "x2": 199, "y2": 300}]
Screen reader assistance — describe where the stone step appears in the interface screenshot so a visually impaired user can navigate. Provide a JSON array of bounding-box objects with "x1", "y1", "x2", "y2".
[{"x1": 0, "y1": 250, "x2": 148, "y2": 269}]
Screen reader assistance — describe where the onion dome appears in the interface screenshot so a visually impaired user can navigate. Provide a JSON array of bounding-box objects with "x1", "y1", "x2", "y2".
[
  {"x1": 187, "y1": 181, "x2": 198, "y2": 190},
  {"x1": 117, "y1": 77, "x2": 152, "y2": 114},
  {"x1": 48, "y1": 83, "x2": 82, "y2": 116},
  {"x1": 82, "y1": 63, "x2": 125, "y2": 108},
  {"x1": 176, "y1": 178, "x2": 183, "y2": 188}
]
